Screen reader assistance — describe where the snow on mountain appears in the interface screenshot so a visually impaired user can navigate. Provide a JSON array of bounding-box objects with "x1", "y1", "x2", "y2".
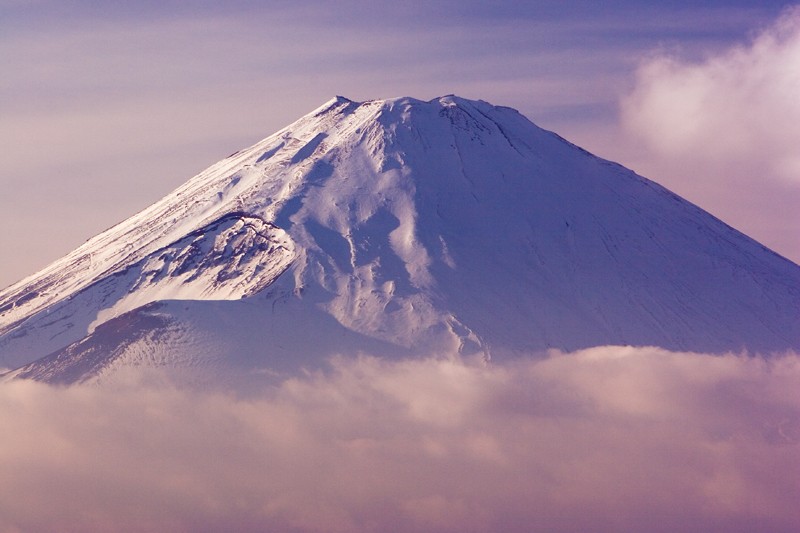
[{"x1": 1, "y1": 95, "x2": 798, "y2": 384}]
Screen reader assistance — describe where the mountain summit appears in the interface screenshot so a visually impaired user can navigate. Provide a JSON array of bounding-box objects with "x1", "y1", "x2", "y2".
[{"x1": 1, "y1": 96, "x2": 798, "y2": 384}]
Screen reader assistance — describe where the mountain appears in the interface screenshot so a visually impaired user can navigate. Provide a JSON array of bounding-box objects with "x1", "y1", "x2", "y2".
[{"x1": 1, "y1": 95, "x2": 798, "y2": 385}]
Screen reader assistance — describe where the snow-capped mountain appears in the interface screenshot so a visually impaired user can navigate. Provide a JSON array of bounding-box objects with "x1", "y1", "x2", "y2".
[{"x1": 1, "y1": 95, "x2": 798, "y2": 384}]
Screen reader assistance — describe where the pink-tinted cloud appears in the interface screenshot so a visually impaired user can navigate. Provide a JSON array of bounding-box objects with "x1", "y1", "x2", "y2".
[
  {"x1": 623, "y1": 7, "x2": 800, "y2": 177},
  {"x1": 0, "y1": 348, "x2": 797, "y2": 532},
  {"x1": 620, "y1": 7, "x2": 800, "y2": 262}
]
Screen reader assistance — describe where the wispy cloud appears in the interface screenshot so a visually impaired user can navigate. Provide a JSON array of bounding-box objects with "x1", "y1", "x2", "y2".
[
  {"x1": 1, "y1": 348, "x2": 797, "y2": 532},
  {"x1": 623, "y1": 7, "x2": 800, "y2": 181}
]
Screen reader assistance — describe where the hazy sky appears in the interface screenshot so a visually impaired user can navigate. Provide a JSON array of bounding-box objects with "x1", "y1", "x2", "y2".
[{"x1": 1, "y1": 0, "x2": 798, "y2": 288}]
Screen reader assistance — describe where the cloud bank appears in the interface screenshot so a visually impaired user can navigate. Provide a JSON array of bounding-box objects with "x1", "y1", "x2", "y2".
[
  {"x1": 620, "y1": 7, "x2": 800, "y2": 262},
  {"x1": 1, "y1": 347, "x2": 798, "y2": 533}
]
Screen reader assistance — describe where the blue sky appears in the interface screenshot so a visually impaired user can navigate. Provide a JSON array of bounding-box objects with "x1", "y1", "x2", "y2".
[{"x1": 1, "y1": 0, "x2": 798, "y2": 287}]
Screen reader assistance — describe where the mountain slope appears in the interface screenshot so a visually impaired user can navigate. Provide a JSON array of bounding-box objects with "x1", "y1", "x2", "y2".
[{"x1": 1, "y1": 95, "x2": 798, "y2": 383}]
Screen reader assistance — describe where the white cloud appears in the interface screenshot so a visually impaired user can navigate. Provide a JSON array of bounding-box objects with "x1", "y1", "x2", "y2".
[
  {"x1": 0, "y1": 348, "x2": 798, "y2": 532},
  {"x1": 622, "y1": 7, "x2": 800, "y2": 181}
]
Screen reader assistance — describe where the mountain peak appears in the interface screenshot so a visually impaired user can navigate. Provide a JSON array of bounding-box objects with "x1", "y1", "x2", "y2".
[{"x1": 1, "y1": 96, "x2": 798, "y2": 383}]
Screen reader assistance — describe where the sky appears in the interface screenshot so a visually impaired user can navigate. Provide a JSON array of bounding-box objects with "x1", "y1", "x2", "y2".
[{"x1": 1, "y1": 0, "x2": 798, "y2": 289}]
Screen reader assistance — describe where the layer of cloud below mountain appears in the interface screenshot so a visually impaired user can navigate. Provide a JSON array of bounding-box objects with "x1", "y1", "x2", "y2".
[{"x1": 0, "y1": 346, "x2": 797, "y2": 533}]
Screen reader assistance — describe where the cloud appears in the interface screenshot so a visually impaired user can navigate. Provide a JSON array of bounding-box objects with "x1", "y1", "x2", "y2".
[
  {"x1": 619, "y1": 6, "x2": 800, "y2": 262},
  {"x1": 0, "y1": 347, "x2": 798, "y2": 532},
  {"x1": 623, "y1": 7, "x2": 800, "y2": 181}
]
